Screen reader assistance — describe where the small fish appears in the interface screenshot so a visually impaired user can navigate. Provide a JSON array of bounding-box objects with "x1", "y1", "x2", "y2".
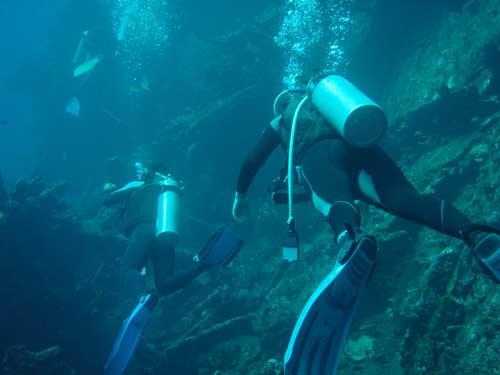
[
  {"x1": 102, "y1": 109, "x2": 123, "y2": 125},
  {"x1": 72, "y1": 30, "x2": 89, "y2": 65},
  {"x1": 65, "y1": 97, "x2": 80, "y2": 117},
  {"x1": 129, "y1": 75, "x2": 151, "y2": 93},
  {"x1": 73, "y1": 54, "x2": 104, "y2": 77}
]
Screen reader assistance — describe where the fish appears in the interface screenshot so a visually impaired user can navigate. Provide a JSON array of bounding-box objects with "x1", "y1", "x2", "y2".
[
  {"x1": 102, "y1": 109, "x2": 123, "y2": 125},
  {"x1": 0, "y1": 120, "x2": 8, "y2": 126},
  {"x1": 72, "y1": 30, "x2": 89, "y2": 65},
  {"x1": 129, "y1": 75, "x2": 151, "y2": 93},
  {"x1": 65, "y1": 97, "x2": 80, "y2": 117},
  {"x1": 73, "y1": 54, "x2": 104, "y2": 77}
]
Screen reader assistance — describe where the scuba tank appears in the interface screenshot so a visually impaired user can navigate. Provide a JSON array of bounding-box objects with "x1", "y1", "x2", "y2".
[
  {"x1": 155, "y1": 175, "x2": 182, "y2": 247},
  {"x1": 307, "y1": 74, "x2": 387, "y2": 147}
]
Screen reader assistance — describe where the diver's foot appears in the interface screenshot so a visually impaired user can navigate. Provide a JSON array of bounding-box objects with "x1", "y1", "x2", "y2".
[
  {"x1": 337, "y1": 238, "x2": 356, "y2": 265},
  {"x1": 473, "y1": 232, "x2": 500, "y2": 283},
  {"x1": 144, "y1": 291, "x2": 159, "y2": 310},
  {"x1": 335, "y1": 229, "x2": 370, "y2": 266}
]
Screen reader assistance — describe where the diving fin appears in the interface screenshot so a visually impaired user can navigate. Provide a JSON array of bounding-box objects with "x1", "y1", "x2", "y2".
[
  {"x1": 474, "y1": 233, "x2": 500, "y2": 283},
  {"x1": 194, "y1": 227, "x2": 244, "y2": 267},
  {"x1": 284, "y1": 236, "x2": 377, "y2": 375},
  {"x1": 104, "y1": 293, "x2": 158, "y2": 375}
]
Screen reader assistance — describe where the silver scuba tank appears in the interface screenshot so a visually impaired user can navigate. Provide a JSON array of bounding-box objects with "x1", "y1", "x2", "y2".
[
  {"x1": 155, "y1": 176, "x2": 182, "y2": 246},
  {"x1": 308, "y1": 74, "x2": 387, "y2": 147}
]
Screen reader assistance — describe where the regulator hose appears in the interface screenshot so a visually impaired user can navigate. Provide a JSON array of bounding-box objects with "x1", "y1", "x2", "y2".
[{"x1": 287, "y1": 96, "x2": 309, "y2": 224}]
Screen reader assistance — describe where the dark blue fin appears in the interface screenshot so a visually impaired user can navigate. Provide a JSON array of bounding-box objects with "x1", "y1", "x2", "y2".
[
  {"x1": 474, "y1": 233, "x2": 500, "y2": 283},
  {"x1": 284, "y1": 236, "x2": 377, "y2": 375},
  {"x1": 104, "y1": 293, "x2": 157, "y2": 375},
  {"x1": 196, "y1": 227, "x2": 244, "y2": 267}
]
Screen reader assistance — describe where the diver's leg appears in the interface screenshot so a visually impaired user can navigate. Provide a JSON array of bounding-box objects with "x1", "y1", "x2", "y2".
[
  {"x1": 105, "y1": 224, "x2": 157, "y2": 374},
  {"x1": 151, "y1": 236, "x2": 204, "y2": 296},
  {"x1": 125, "y1": 224, "x2": 155, "y2": 271},
  {"x1": 356, "y1": 146, "x2": 471, "y2": 238},
  {"x1": 123, "y1": 224, "x2": 155, "y2": 294},
  {"x1": 357, "y1": 147, "x2": 500, "y2": 283},
  {"x1": 301, "y1": 139, "x2": 361, "y2": 241},
  {"x1": 155, "y1": 264, "x2": 205, "y2": 296},
  {"x1": 150, "y1": 227, "x2": 244, "y2": 295},
  {"x1": 286, "y1": 141, "x2": 377, "y2": 375}
]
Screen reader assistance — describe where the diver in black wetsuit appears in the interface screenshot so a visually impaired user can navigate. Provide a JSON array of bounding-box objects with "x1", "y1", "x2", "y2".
[
  {"x1": 231, "y1": 74, "x2": 500, "y2": 375},
  {"x1": 103, "y1": 161, "x2": 242, "y2": 375},
  {"x1": 234, "y1": 120, "x2": 476, "y2": 243},
  {"x1": 103, "y1": 162, "x2": 203, "y2": 297},
  {"x1": 233, "y1": 81, "x2": 500, "y2": 280}
]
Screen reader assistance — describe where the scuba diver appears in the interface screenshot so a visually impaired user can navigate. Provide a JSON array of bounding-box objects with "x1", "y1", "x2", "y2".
[
  {"x1": 103, "y1": 161, "x2": 243, "y2": 375},
  {"x1": 231, "y1": 74, "x2": 500, "y2": 374}
]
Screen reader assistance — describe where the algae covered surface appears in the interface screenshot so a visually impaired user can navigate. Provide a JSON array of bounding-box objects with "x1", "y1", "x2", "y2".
[{"x1": 0, "y1": 0, "x2": 499, "y2": 374}]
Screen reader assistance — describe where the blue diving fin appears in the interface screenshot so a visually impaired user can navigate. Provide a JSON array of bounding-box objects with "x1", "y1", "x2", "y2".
[
  {"x1": 284, "y1": 236, "x2": 377, "y2": 375},
  {"x1": 104, "y1": 293, "x2": 157, "y2": 375},
  {"x1": 474, "y1": 233, "x2": 500, "y2": 283},
  {"x1": 194, "y1": 227, "x2": 244, "y2": 267}
]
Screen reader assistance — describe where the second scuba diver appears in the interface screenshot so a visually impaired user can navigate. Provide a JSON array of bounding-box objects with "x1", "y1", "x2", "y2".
[
  {"x1": 231, "y1": 74, "x2": 500, "y2": 374},
  {"x1": 103, "y1": 161, "x2": 243, "y2": 375}
]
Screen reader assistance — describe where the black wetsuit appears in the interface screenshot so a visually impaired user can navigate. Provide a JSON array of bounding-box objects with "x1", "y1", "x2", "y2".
[
  {"x1": 237, "y1": 125, "x2": 471, "y2": 240},
  {"x1": 125, "y1": 223, "x2": 203, "y2": 295}
]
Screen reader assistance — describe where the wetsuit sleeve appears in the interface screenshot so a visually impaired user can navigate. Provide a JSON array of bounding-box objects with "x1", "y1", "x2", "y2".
[
  {"x1": 103, "y1": 181, "x2": 144, "y2": 206},
  {"x1": 103, "y1": 189, "x2": 133, "y2": 206},
  {"x1": 236, "y1": 125, "x2": 281, "y2": 194}
]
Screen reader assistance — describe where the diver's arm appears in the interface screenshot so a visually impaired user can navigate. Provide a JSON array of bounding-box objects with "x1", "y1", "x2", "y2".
[
  {"x1": 233, "y1": 124, "x2": 280, "y2": 222},
  {"x1": 236, "y1": 124, "x2": 281, "y2": 194},
  {"x1": 103, "y1": 181, "x2": 144, "y2": 206}
]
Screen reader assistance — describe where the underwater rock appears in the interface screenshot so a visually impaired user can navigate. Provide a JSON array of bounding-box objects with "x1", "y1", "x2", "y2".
[
  {"x1": 11, "y1": 177, "x2": 67, "y2": 207},
  {"x1": 1, "y1": 345, "x2": 75, "y2": 375},
  {"x1": 6, "y1": 178, "x2": 77, "y2": 234},
  {"x1": 0, "y1": 174, "x2": 125, "y2": 373},
  {"x1": 163, "y1": 314, "x2": 255, "y2": 367},
  {"x1": 468, "y1": 143, "x2": 489, "y2": 163},
  {"x1": 162, "y1": 84, "x2": 257, "y2": 142},
  {"x1": 345, "y1": 335, "x2": 375, "y2": 362},
  {"x1": 260, "y1": 358, "x2": 283, "y2": 375},
  {"x1": 409, "y1": 133, "x2": 477, "y2": 191},
  {"x1": 398, "y1": 245, "x2": 486, "y2": 375},
  {"x1": 201, "y1": 335, "x2": 262, "y2": 374},
  {"x1": 382, "y1": 0, "x2": 500, "y2": 120}
]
